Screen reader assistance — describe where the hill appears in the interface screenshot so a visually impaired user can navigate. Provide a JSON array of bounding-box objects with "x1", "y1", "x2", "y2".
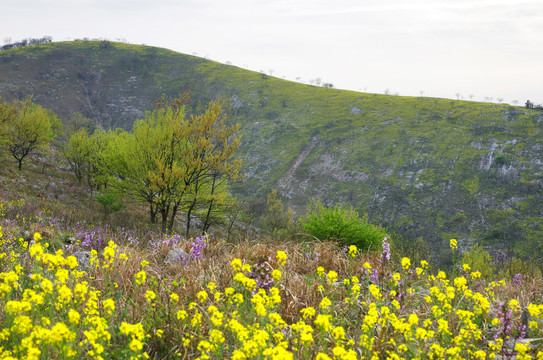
[{"x1": 1, "y1": 40, "x2": 543, "y2": 261}]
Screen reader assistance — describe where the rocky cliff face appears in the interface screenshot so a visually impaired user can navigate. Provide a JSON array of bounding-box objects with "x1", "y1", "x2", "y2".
[{"x1": 2, "y1": 41, "x2": 543, "y2": 261}]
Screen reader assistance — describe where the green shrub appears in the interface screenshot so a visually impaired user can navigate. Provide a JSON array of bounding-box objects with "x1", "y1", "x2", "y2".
[
  {"x1": 498, "y1": 257, "x2": 542, "y2": 280},
  {"x1": 264, "y1": 190, "x2": 297, "y2": 238},
  {"x1": 299, "y1": 198, "x2": 387, "y2": 250},
  {"x1": 460, "y1": 244, "x2": 494, "y2": 279},
  {"x1": 95, "y1": 192, "x2": 124, "y2": 220}
]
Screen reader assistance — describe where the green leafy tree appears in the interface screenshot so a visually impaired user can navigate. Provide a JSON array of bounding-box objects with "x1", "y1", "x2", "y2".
[
  {"x1": 299, "y1": 198, "x2": 387, "y2": 250},
  {"x1": 1, "y1": 97, "x2": 60, "y2": 170},
  {"x1": 95, "y1": 191, "x2": 125, "y2": 221},
  {"x1": 112, "y1": 96, "x2": 241, "y2": 233},
  {"x1": 63, "y1": 128, "x2": 92, "y2": 183},
  {"x1": 61, "y1": 112, "x2": 95, "y2": 143},
  {"x1": 85, "y1": 128, "x2": 122, "y2": 190},
  {"x1": 264, "y1": 190, "x2": 296, "y2": 237}
]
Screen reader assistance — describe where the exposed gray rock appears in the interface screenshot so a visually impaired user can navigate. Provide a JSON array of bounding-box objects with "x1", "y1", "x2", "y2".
[
  {"x1": 73, "y1": 251, "x2": 91, "y2": 268},
  {"x1": 48, "y1": 181, "x2": 59, "y2": 192},
  {"x1": 166, "y1": 248, "x2": 189, "y2": 266},
  {"x1": 350, "y1": 106, "x2": 361, "y2": 115}
]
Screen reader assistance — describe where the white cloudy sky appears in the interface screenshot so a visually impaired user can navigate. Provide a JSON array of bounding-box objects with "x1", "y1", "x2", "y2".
[{"x1": 2, "y1": 0, "x2": 542, "y2": 104}]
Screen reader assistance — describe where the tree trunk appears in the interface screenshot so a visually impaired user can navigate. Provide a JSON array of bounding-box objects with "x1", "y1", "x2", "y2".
[
  {"x1": 185, "y1": 199, "x2": 197, "y2": 238},
  {"x1": 149, "y1": 203, "x2": 158, "y2": 224},
  {"x1": 202, "y1": 174, "x2": 219, "y2": 233},
  {"x1": 202, "y1": 198, "x2": 214, "y2": 233},
  {"x1": 168, "y1": 202, "x2": 180, "y2": 235},
  {"x1": 160, "y1": 207, "x2": 169, "y2": 233}
]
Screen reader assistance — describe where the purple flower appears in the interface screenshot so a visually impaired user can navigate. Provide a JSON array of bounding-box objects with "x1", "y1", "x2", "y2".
[
  {"x1": 370, "y1": 269, "x2": 379, "y2": 283},
  {"x1": 190, "y1": 236, "x2": 207, "y2": 261},
  {"x1": 513, "y1": 273, "x2": 524, "y2": 285},
  {"x1": 381, "y1": 236, "x2": 391, "y2": 262}
]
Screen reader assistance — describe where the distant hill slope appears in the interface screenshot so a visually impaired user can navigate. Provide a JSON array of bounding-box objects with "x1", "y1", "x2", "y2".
[{"x1": 1, "y1": 40, "x2": 543, "y2": 260}]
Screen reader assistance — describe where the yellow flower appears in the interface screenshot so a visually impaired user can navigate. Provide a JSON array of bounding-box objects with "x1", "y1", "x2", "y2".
[
  {"x1": 68, "y1": 309, "x2": 80, "y2": 324},
  {"x1": 135, "y1": 270, "x2": 146, "y2": 285},
  {"x1": 317, "y1": 266, "x2": 325, "y2": 277},
  {"x1": 170, "y1": 293, "x2": 179, "y2": 302},
  {"x1": 362, "y1": 262, "x2": 372, "y2": 270},
  {"x1": 276, "y1": 251, "x2": 287, "y2": 266},
  {"x1": 231, "y1": 258, "x2": 242, "y2": 271},
  {"x1": 34, "y1": 232, "x2": 42, "y2": 242},
  {"x1": 177, "y1": 310, "x2": 188, "y2": 320},
  {"x1": 197, "y1": 290, "x2": 208, "y2": 303},
  {"x1": 272, "y1": 269, "x2": 282, "y2": 281},
  {"x1": 129, "y1": 339, "x2": 144, "y2": 351},
  {"x1": 392, "y1": 272, "x2": 401, "y2": 285},
  {"x1": 300, "y1": 307, "x2": 316, "y2": 319},
  {"x1": 145, "y1": 290, "x2": 156, "y2": 303},
  {"x1": 450, "y1": 238, "x2": 458, "y2": 250},
  {"x1": 316, "y1": 353, "x2": 332, "y2": 360},
  {"x1": 319, "y1": 297, "x2": 332, "y2": 310},
  {"x1": 103, "y1": 298, "x2": 116, "y2": 315},
  {"x1": 509, "y1": 299, "x2": 520, "y2": 312},
  {"x1": 401, "y1": 257, "x2": 411, "y2": 270},
  {"x1": 327, "y1": 270, "x2": 338, "y2": 284},
  {"x1": 348, "y1": 245, "x2": 357, "y2": 257},
  {"x1": 369, "y1": 284, "x2": 381, "y2": 299},
  {"x1": 408, "y1": 313, "x2": 419, "y2": 326}
]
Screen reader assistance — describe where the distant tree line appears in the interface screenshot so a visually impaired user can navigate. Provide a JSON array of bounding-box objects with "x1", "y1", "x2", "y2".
[
  {"x1": 525, "y1": 100, "x2": 543, "y2": 110},
  {"x1": 1, "y1": 36, "x2": 52, "y2": 51}
]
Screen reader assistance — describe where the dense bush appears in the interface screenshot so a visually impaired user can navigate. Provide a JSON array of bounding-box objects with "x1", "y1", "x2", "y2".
[
  {"x1": 299, "y1": 198, "x2": 387, "y2": 250},
  {"x1": 460, "y1": 244, "x2": 494, "y2": 279}
]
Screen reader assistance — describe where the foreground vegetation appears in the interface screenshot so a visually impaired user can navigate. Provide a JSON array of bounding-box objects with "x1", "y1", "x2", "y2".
[{"x1": 1, "y1": 192, "x2": 543, "y2": 359}]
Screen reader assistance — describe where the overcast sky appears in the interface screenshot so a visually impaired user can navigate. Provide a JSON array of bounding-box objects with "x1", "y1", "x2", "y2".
[{"x1": 2, "y1": 0, "x2": 542, "y2": 104}]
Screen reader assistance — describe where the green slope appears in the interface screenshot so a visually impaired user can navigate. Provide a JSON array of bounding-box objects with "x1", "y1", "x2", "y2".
[{"x1": 1, "y1": 40, "x2": 542, "y2": 260}]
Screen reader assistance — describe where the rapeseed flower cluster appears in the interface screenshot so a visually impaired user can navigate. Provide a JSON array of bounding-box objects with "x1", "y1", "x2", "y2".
[
  {"x1": 0, "y1": 230, "x2": 148, "y2": 360},
  {"x1": 2, "y1": 227, "x2": 543, "y2": 359}
]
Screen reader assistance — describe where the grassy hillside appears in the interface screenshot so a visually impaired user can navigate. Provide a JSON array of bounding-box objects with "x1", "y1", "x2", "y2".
[
  {"x1": 1, "y1": 157, "x2": 543, "y2": 359},
  {"x1": 1, "y1": 40, "x2": 543, "y2": 261}
]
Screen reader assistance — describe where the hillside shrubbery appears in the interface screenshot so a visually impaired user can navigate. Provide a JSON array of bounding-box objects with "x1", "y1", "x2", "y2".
[{"x1": 299, "y1": 198, "x2": 387, "y2": 251}]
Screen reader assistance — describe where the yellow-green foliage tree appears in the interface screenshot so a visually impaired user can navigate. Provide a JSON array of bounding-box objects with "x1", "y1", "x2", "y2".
[
  {"x1": 62, "y1": 128, "x2": 91, "y2": 183},
  {"x1": 0, "y1": 97, "x2": 60, "y2": 170},
  {"x1": 264, "y1": 190, "x2": 296, "y2": 237},
  {"x1": 112, "y1": 96, "x2": 242, "y2": 233},
  {"x1": 63, "y1": 127, "x2": 120, "y2": 189}
]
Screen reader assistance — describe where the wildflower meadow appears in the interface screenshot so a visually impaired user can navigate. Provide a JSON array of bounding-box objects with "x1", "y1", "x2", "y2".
[{"x1": 1, "y1": 213, "x2": 543, "y2": 360}]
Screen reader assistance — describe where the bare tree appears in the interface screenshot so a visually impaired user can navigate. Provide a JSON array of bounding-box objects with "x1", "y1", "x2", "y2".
[
  {"x1": 455, "y1": 93, "x2": 461, "y2": 100},
  {"x1": 419, "y1": 90, "x2": 425, "y2": 97},
  {"x1": 497, "y1": 98, "x2": 504, "y2": 103}
]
